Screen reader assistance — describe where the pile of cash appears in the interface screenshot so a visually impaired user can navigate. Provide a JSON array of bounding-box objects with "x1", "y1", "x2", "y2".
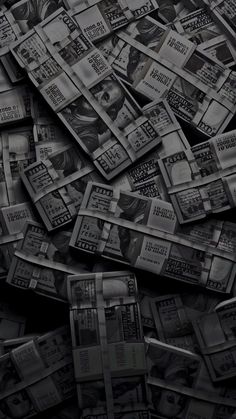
[{"x1": 0, "y1": 0, "x2": 236, "y2": 418}]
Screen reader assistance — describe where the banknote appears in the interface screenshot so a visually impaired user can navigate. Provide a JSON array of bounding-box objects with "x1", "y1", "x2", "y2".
[
  {"x1": 159, "y1": 130, "x2": 236, "y2": 223},
  {"x1": 67, "y1": 271, "x2": 148, "y2": 418},
  {"x1": 146, "y1": 337, "x2": 236, "y2": 418},
  {"x1": 0, "y1": 326, "x2": 75, "y2": 418},
  {"x1": 21, "y1": 144, "x2": 103, "y2": 230},
  {"x1": 10, "y1": 8, "x2": 161, "y2": 180},
  {"x1": 199, "y1": 35, "x2": 236, "y2": 68},
  {"x1": 202, "y1": 0, "x2": 236, "y2": 47},
  {"x1": 70, "y1": 182, "x2": 236, "y2": 293},
  {"x1": 7, "y1": 221, "x2": 92, "y2": 301},
  {"x1": 151, "y1": 292, "x2": 219, "y2": 351},
  {"x1": 194, "y1": 297, "x2": 236, "y2": 382}
]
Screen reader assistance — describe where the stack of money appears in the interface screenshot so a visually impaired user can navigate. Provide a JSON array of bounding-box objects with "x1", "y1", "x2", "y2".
[
  {"x1": 7, "y1": 220, "x2": 91, "y2": 301},
  {"x1": 109, "y1": 15, "x2": 236, "y2": 136},
  {"x1": 67, "y1": 271, "x2": 148, "y2": 418},
  {"x1": 10, "y1": 8, "x2": 161, "y2": 180},
  {"x1": 159, "y1": 129, "x2": 236, "y2": 223},
  {"x1": 0, "y1": 326, "x2": 75, "y2": 418},
  {"x1": 146, "y1": 336, "x2": 236, "y2": 418},
  {"x1": 194, "y1": 297, "x2": 236, "y2": 382},
  {"x1": 70, "y1": 181, "x2": 236, "y2": 293}
]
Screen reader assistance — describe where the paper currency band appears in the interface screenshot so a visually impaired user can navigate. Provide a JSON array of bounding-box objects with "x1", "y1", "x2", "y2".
[{"x1": 78, "y1": 208, "x2": 236, "y2": 263}]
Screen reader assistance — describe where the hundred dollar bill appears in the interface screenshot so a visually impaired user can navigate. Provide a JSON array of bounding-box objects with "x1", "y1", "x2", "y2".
[
  {"x1": 21, "y1": 143, "x2": 103, "y2": 230},
  {"x1": 67, "y1": 271, "x2": 148, "y2": 418},
  {"x1": 194, "y1": 297, "x2": 236, "y2": 382},
  {"x1": 70, "y1": 182, "x2": 236, "y2": 293},
  {"x1": 159, "y1": 129, "x2": 236, "y2": 223},
  {"x1": 111, "y1": 18, "x2": 236, "y2": 136},
  {"x1": 151, "y1": 292, "x2": 219, "y2": 351},
  {"x1": 0, "y1": 334, "x2": 39, "y2": 355},
  {"x1": 70, "y1": 0, "x2": 160, "y2": 43},
  {"x1": 0, "y1": 326, "x2": 75, "y2": 418},
  {"x1": 111, "y1": 99, "x2": 189, "y2": 198},
  {"x1": 146, "y1": 337, "x2": 236, "y2": 418},
  {"x1": 10, "y1": 8, "x2": 161, "y2": 180},
  {"x1": 7, "y1": 220, "x2": 92, "y2": 301},
  {"x1": 199, "y1": 35, "x2": 236, "y2": 68},
  {"x1": 9, "y1": 0, "x2": 68, "y2": 34},
  {"x1": 197, "y1": 0, "x2": 236, "y2": 48}
]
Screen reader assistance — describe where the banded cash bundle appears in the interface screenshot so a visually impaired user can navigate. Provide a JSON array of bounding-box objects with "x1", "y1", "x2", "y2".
[
  {"x1": 146, "y1": 337, "x2": 236, "y2": 418},
  {"x1": 21, "y1": 143, "x2": 102, "y2": 230},
  {"x1": 0, "y1": 326, "x2": 75, "y2": 418},
  {"x1": 172, "y1": 8, "x2": 236, "y2": 68},
  {"x1": 196, "y1": 0, "x2": 236, "y2": 47},
  {"x1": 67, "y1": 271, "x2": 148, "y2": 418},
  {"x1": 7, "y1": 221, "x2": 91, "y2": 301},
  {"x1": 70, "y1": 0, "x2": 159, "y2": 43},
  {"x1": 151, "y1": 292, "x2": 219, "y2": 351},
  {"x1": 70, "y1": 182, "x2": 236, "y2": 293},
  {"x1": 110, "y1": 15, "x2": 236, "y2": 136},
  {"x1": 112, "y1": 99, "x2": 189, "y2": 198},
  {"x1": 194, "y1": 297, "x2": 236, "y2": 382},
  {"x1": 159, "y1": 129, "x2": 236, "y2": 224},
  {"x1": 10, "y1": 8, "x2": 161, "y2": 180}
]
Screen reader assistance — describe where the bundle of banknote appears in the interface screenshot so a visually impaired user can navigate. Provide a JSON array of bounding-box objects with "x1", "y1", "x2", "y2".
[
  {"x1": 0, "y1": 326, "x2": 75, "y2": 418},
  {"x1": 9, "y1": 8, "x2": 162, "y2": 180},
  {"x1": 67, "y1": 271, "x2": 148, "y2": 418},
  {"x1": 194, "y1": 296, "x2": 236, "y2": 382},
  {"x1": 70, "y1": 181, "x2": 236, "y2": 293},
  {"x1": 7, "y1": 220, "x2": 93, "y2": 301},
  {"x1": 159, "y1": 129, "x2": 236, "y2": 223},
  {"x1": 146, "y1": 336, "x2": 236, "y2": 418}
]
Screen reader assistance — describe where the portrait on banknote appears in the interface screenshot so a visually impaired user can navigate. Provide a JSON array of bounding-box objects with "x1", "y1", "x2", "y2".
[{"x1": 60, "y1": 80, "x2": 126, "y2": 152}]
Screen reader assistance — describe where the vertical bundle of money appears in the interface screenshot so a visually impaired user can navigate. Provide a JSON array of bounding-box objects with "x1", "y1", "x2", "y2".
[
  {"x1": 69, "y1": 0, "x2": 159, "y2": 43},
  {"x1": 172, "y1": 7, "x2": 236, "y2": 68},
  {"x1": 196, "y1": 0, "x2": 236, "y2": 48},
  {"x1": 21, "y1": 143, "x2": 103, "y2": 230},
  {"x1": 0, "y1": 326, "x2": 75, "y2": 418},
  {"x1": 194, "y1": 297, "x2": 236, "y2": 382},
  {"x1": 10, "y1": 8, "x2": 161, "y2": 180},
  {"x1": 67, "y1": 271, "x2": 148, "y2": 418},
  {"x1": 146, "y1": 337, "x2": 236, "y2": 418},
  {"x1": 7, "y1": 220, "x2": 92, "y2": 301},
  {"x1": 159, "y1": 129, "x2": 236, "y2": 224},
  {"x1": 70, "y1": 182, "x2": 236, "y2": 293},
  {"x1": 151, "y1": 291, "x2": 220, "y2": 351},
  {"x1": 32, "y1": 97, "x2": 73, "y2": 161},
  {"x1": 111, "y1": 99, "x2": 189, "y2": 198},
  {"x1": 111, "y1": 16, "x2": 236, "y2": 136}
]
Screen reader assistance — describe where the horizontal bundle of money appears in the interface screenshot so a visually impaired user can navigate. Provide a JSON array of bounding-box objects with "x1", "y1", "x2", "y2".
[
  {"x1": 70, "y1": 181, "x2": 236, "y2": 293},
  {"x1": 67, "y1": 271, "x2": 148, "y2": 418},
  {"x1": 159, "y1": 129, "x2": 236, "y2": 223}
]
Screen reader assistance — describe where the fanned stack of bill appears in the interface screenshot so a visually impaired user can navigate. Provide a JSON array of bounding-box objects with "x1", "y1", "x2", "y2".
[
  {"x1": 194, "y1": 297, "x2": 236, "y2": 382},
  {"x1": 10, "y1": 8, "x2": 161, "y2": 180},
  {"x1": 7, "y1": 220, "x2": 91, "y2": 301},
  {"x1": 67, "y1": 271, "x2": 148, "y2": 418},
  {"x1": 70, "y1": 182, "x2": 236, "y2": 293},
  {"x1": 159, "y1": 129, "x2": 236, "y2": 224},
  {"x1": 0, "y1": 326, "x2": 75, "y2": 418}
]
